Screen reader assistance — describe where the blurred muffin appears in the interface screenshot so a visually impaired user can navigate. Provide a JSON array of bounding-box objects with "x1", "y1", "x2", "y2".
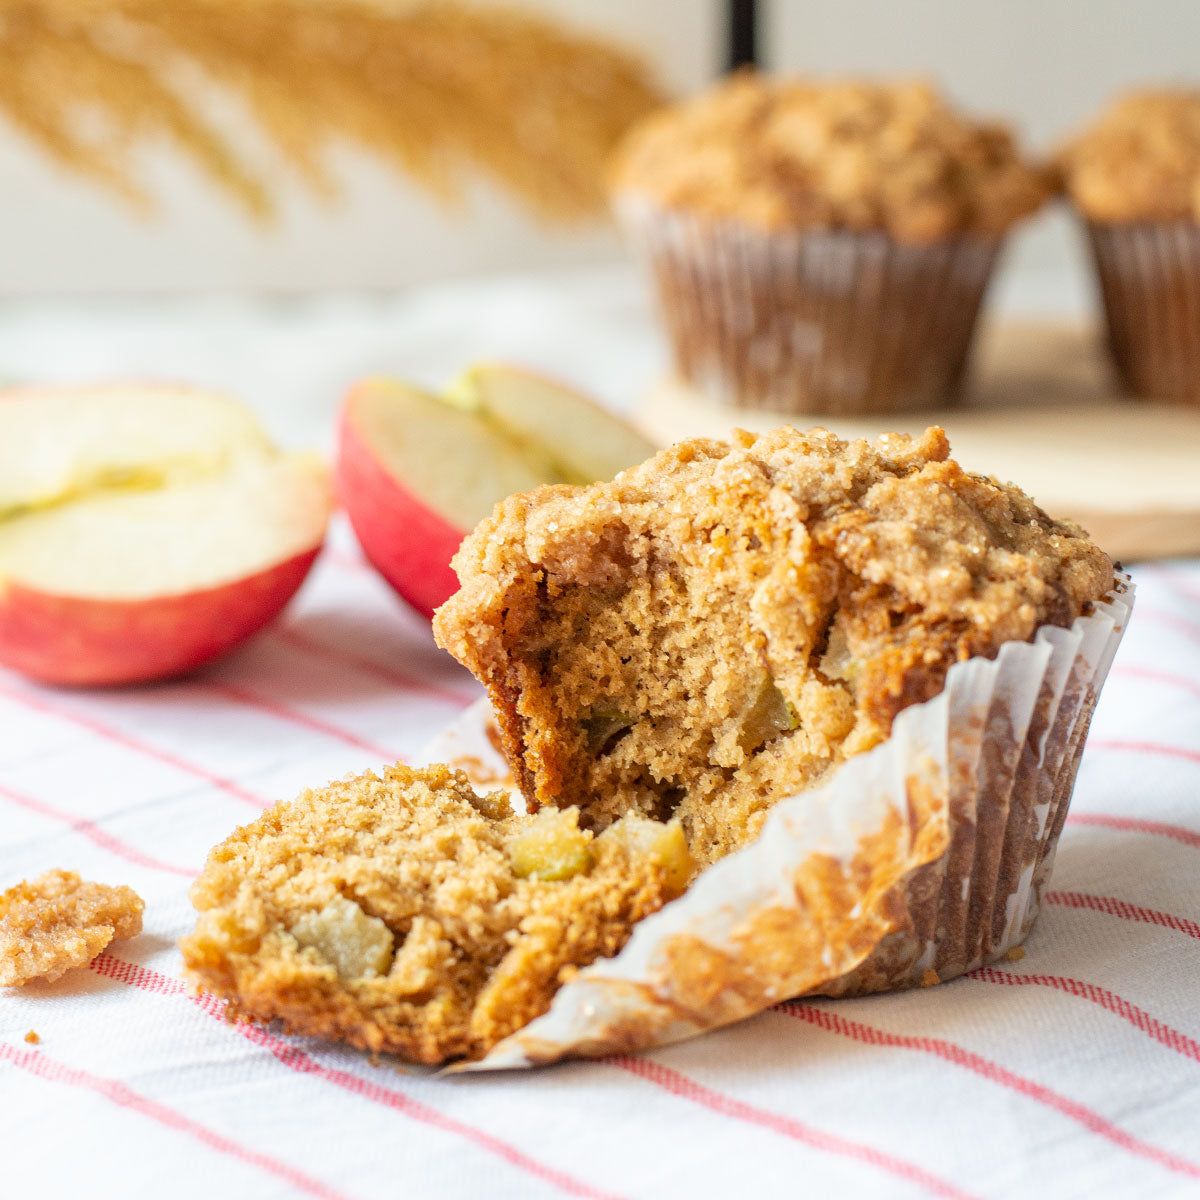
[
  {"x1": 610, "y1": 73, "x2": 1047, "y2": 415},
  {"x1": 1059, "y1": 89, "x2": 1200, "y2": 405}
]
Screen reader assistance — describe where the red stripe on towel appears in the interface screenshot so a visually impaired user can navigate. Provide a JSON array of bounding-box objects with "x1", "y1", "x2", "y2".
[
  {"x1": 1045, "y1": 890, "x2": 1200, "y2": 941},
  {"x1": 274, "y1": 626, "x2": 474, "y2": 709},
  {"x1": 91, "y1": 955, "x2": 617, "y2": 1200},
  {"x1": 1088, "y1": 739, "x2": 1200, "y2": 767},
  {"x1": 779, "y1": 1003, "x2": 1200, "y2": 1180},
  {"x1": 971, "y1": 969, "x2": 1200, "y2": 1064},
  {"x1": 1065, "y1": 812, "x2": 1200, "y2": 850},
  {"x1": 0, "y1": 1041, "x2": 349, "y2": 1200},
  {"x1": 0, "y1": 781, "x2": 194, "y2": 876},
  {"x1": 1111, "y1": 664, "x2": 1200, "y2": 703},
  {"x1": 0, "y1": 682, "x2": 266, "y2": 808},
  {"x1": 610, "y1": 1053, "x2": 973, "y2": 1200},
  {"x1": 200, "y1": 681, "x2": 405, "y2": 763},
  {"x1": 1133, "y1": 604, "x2": 1200, "y2": 646}
]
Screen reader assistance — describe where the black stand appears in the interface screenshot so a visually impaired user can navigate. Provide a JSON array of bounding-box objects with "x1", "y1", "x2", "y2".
[{"x1": 726, "y1": 0, "x2": 758, "y2": 71}]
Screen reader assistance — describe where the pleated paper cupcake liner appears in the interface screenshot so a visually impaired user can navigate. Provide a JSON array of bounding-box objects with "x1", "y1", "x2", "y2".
[
  {"x1": 1088, "y1": 219, "x2": 1200, "y2": 405},
  {"x1": 420, "y1": 577, "x2": 1133, "y2": 1071},
  {"x1": 616, "y1": 194, "x2": 1000, "y2": 416}
]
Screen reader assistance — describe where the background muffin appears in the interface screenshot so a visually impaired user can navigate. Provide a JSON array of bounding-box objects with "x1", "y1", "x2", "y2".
[
  {"x1": 1059, "y1": 89, "x2": 1200, "y2": 405},
  {"x1": 611, "y1": 73, "x2": 1048, "y2": 415}
]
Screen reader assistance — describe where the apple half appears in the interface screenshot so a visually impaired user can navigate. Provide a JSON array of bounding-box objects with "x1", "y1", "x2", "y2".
[
  {"x1": 337, "y1": 365, "x2": 657, "y2": 618},
  {"x1": 0, "y1": 385, "x2": 331, "y2": 686}
]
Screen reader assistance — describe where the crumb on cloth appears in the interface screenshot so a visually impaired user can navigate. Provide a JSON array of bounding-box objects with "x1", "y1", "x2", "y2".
[
  {"x1": 0, "y1": 870, "x2": 144, "y2": 987},
  {"x1": 24, "y1": 1030, "x2": 39, "y2": 1044}
]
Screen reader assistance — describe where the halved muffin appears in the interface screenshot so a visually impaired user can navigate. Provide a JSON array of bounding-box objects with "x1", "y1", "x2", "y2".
[
  {"x1": 181, "y1": 763, "x2": 690, "y2": 1064},
  {"x1": 434, "y1": 426, "x2": 1113, "y2": 873},
  {"x1": 186, "y1": 427, "x2": 1119, "y2": 1067}
]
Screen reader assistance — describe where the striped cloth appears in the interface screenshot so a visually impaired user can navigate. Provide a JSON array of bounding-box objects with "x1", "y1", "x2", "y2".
[{"x1": 2, "y1": 521, "x2": 1199, "y2": 1200}]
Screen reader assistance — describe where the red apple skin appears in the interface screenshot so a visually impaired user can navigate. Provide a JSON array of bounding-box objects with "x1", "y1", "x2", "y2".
[
  {"x1": 0, "y1": 547, "x2": 320, "y2": 687},
  {"x1": 337, "y1": 405, "x2": 466, "y2": 619}
]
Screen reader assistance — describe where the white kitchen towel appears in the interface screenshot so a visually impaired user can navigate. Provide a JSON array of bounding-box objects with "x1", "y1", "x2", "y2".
[{"x1": 2, "y1": 520, "x2": 1198, "y2": 1200}]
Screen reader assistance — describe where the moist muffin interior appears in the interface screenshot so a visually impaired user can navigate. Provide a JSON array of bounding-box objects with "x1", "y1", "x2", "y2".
[
  {"x1": 435, "y1": 426, "x2": 1113, "y2": 872},
  {"x1": 181, "y1": 763, "x2": 690, "y2": 1064}
]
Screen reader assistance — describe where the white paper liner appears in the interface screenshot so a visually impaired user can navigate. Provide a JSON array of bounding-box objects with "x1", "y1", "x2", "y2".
[
  {"x1": 615, "y1": 193, "x2": 1000, "y2": 415},
  {"x1": 418, "y1": 577, "x2": 1133, "y2": 1072}
]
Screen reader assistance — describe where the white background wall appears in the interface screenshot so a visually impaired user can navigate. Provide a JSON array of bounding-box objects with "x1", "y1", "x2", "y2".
[
  {"x1": 0, "y1": 0, "x2": 1194, "y2": 304},
  {"x1": 0, "y1": 0, "x2": 719, "y2": 295}
]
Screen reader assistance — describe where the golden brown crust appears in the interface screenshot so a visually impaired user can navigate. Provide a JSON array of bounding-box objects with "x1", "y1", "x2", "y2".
[
  {"x1": 180, "y1": 763, "x2": 687, "y2": 1064},
  {"x1": 434, "y1": 426, "x2": 1113, "y2": 874},
  {"x1": 0, "y1": 870, "x2": 143, "y2": 987},
  {"x1": 1059, "y1": 89, "x2": 1200, "y2": 223},
  {"x1": 610, "y1": 72, "x2": 1048, "y2": 241}
]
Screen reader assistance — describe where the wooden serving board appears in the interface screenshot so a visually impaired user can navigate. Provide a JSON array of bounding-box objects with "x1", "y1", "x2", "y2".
[{"x1": 638, "y1": 320, "x2": 1200, "y2": 562}]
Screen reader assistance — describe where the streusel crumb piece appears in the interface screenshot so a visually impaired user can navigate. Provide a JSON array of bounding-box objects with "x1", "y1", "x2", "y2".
[{"x1": 0, "y1": 869, "x2": 144, "y2": 987}]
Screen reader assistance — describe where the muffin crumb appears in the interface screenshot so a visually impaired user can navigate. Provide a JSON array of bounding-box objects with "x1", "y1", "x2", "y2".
[
  {"x1": 920, "y1": 969, "x2": 941, "y2": 988},
  {"x1": 24, "y1": 1030, "x2": 39, "y2": 1044},
  {"x1": 1004, "y1": 945, "x2": 1026, "y2": 962},
  {"x1": 0, "y1": 870, "x2": 144, "y2": 987}
]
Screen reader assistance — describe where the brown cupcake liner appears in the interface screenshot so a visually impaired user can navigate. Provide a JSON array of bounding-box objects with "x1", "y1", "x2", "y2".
[
  {"x1": 818, "y1": 591, "x2": 1115, "y2": 997},
  {"x1": 616, "y1": 195, "x2": 1001, "y2": 416},
  {"x1": 422, "y1": 577, "x2": 1133, "y2": 1069},
  {"x1": 1088, "y1": 219, "x2": 1200, "y2": 405}
]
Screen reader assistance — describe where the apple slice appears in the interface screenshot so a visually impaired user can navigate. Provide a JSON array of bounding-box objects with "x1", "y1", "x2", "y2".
[
  {"x1": 446, "y1": 364, "x2": 658, "y2": 487},
  {"x1": 338, "y1": 369, "x2": 657, "y2": 618},
  {"x1": 0, "y1": 384, "x2": 270, "y2": 516},
  {"x1": 0, "y1": 386, "x2": 331, "y2": 686}
]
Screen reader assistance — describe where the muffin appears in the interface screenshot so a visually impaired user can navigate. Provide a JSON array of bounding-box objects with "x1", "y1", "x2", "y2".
[
  {"x1": 1059, "y1": 89, "x2": 1200, "y2": 404},
  {"x1": 610, "y1": 74, "x2": 1048, "y2": 415},
  {"x1": 181, "y1": 763, "x2": 691, "y2": 1064},
  {"x1": 184, "y1": 427, "x2": 1128, "y2": 1069},
  {"x1": 434, "y1": 427, "x2": 1122, "y2": 1015}
]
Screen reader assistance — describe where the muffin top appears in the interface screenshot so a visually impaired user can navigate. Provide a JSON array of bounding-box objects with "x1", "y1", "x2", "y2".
[
  {"x1": 1058, "y1": 89, "x2": 1200, "y2": 223},
  {"x1": 610, "y1": 73, "x2": 1048, "y2": 241}
]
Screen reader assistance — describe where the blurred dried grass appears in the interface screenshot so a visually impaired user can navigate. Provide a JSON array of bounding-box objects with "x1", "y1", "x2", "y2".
[{"x1": 0, "y1": 0, "x2": 665, "y2": 221}]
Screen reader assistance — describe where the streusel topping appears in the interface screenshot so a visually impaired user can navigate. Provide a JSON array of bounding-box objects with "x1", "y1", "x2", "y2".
[
  {"x1": 610, "y1": 73, "x2": 1047, "y2": 241},
  {"x1": 1059, "y1": 89, "x2": 1200, "y2": 222}
]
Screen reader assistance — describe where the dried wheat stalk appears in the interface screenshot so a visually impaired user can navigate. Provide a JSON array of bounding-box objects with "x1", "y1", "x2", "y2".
[{"x1": 0, "y1": 0, "x2": 665, "y2": 221}]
